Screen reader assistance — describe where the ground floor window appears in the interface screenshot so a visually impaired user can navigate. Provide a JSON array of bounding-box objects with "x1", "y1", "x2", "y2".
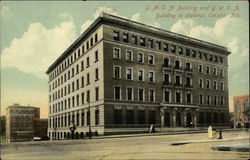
[
  {"x1": 95, "y1": 110, "x2": 100, "y2": 125},
  {"x1": 138, "y1": 110, "x2": 145, "y2": 124},
  {"x1": 148, "y1": 110, "x2": 156, "y2": 124},
  {"x1": 113, "y1": 109, "x2": 122, "y2": 124},
  {"x1": 126, "y1": 110, "x2": 134, "y2": 124}
]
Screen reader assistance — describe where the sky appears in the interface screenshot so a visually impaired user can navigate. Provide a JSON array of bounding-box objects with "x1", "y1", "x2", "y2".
[{"x1": 0, "y1": 1, "x2": 249, "y2": 118}]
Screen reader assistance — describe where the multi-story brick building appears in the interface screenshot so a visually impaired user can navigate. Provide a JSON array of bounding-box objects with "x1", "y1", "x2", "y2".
[
  {"x1": 233, "y1": 95, "x2": 250, "y2": 128},
  {"x1": 46, "y1": 13, "x2": 230, "y2": 139},
  {"x1": 6, "y1": 104, "x2": 48, "y2": 142}
]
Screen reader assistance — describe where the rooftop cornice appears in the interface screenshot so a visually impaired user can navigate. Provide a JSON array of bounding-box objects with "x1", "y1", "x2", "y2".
[{"x1": 46, "y1": 12, "x2": 231, "y2": 74}]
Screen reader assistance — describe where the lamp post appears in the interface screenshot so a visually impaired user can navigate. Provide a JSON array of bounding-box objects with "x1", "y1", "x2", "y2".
[
  {"x1": 88, "y1": 100, "x2": 92, "y2": 139},
  {"x1": 69, "y1": 121, "x2": 76, "y2": 139}
]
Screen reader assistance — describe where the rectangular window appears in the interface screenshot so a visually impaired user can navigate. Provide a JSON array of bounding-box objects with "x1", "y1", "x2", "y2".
[
  {"x1": 149, "y1": 71, "x2": 155, "y2": 82},
  {"x1": 95, "y1": 68, "x2": 99, "y2": 81},
  {"x1": 220, "y1": 82, "x2": 224, "y2": 90},
  {"x1": 199, "y1": 94, "x2": 203, "y2": 104},
  {"x1": 113, "y1": 109, "x2": 122, "y2": 124},
  {"x1": 176, "y1": 91, "x2": 181, "y2": 103},
  {"x1": 206, "y1": 66, "x2": 210, "y2": 74},
  {"x1": 156, "y1": 41, "x2": 161, "y2": 50},
  {"x1": 186, "y1": 48, "x2": 190, "y2": 56},
  {"x1": 126, "y1": 109, "x2": 134, "y2": 124},
  {"x1": 114, "y1": 66, "x2": 121, "y2": 79},
  {"x1": 127, "y1": 87, "x2": 133, "y2": 101},
  {"x1": 137, "y1": 53, "x2": 144, "y2": 63},
  {"x1": 186, "y1": 77, "x2": 191, "y2": 87},
  {"x1": 131, "y1": 35, "x2": 137, "y2": 44},
  {"x1": 198, "y1": 65, "x2": 203, "y2": 73},
  {"x1": 87, "y1": 73, "x2": 90, "y2": 85},
  {"x1": 206, "y1": 80, "x2": 210, "y2": 89},
  {"x1": 192, "y1": 50, "x2": 196, "y2": 58},
  {"x1": 213, "y1": 68, "x2": 217, "y2": 76},
  {"x1": 186, "y1": 62, "x2": 191, "y2": 71},
  {"x1": 81, "y1": 92, "x2": 84, "y2": 104},
  {"x1": 171, "y1": 45, "x2": 176, "y2": 53},
  {"x1": 114, "y1": 86, "x2": 121, "y2": 100},
  {"x1": 199, "y1": 79, "x2": 203, "y2": 88},
  {"x1": 81, "y1": 61, "x2": 84, "y2": 71},
  {"x1": 95, "y1": 87, "x2": 99, "y2": 101},
  {"x1": 148, "y1": 39, "x2": 153, "y2": 48},
  {"x1": 72, "y1": 82, "x2": 75, "y2": 92},
  {"x1": 72, "y1": 68, "x2": 74, "y2": 77},
  {"x1": 138, "y1": 88, "x2": 144, "y2": 101},
  {"x1": 95, "y1": 33, "x2": 98, "y2": 43},
  {"x1": 95, "y1": 50, "x2": 98, "y2": 62},
  {"x1": 187, "y1": 92, "x2": 191, "y2": 104},
  {"x1": 90, "y1": 38, "x2": 93, "y2": 47},
  {"x1": 86, "y1": 57, "x2": 90, "y2": 67},
  {"x1": 214, "y1": 96, "x2": 217, "y2": 105},
  {"x1": 123, "y1": 33, "x2": 129, "y2": 42},
  {"x1": 178, "y1": 47, "x2": 183, "y2": 54},
  {"x1": 76, "y1": 94, "x2": 79, "y2": 106},
  {"x1": 175, "y1": 60, "x2": 180, "y2": 69},
  {"x1": 81, "y1": 76, "x2": 84, "y2": 88},
  {"x1": 149, "y1": 89, "x2": 155, "y2": 102},
  {"x1": 72, "y1": 96, "x2": 75, "y2": 107},
  {"x1": 76, "y1": 79, "x2": 79, "y2": 90},
  {"x1": 148, "y1": 111, "x2": 156, "y2": 124},
  {"x1": 206, "y1": 95, "x2": 210, "y2": 105},
  {"x1": 213, "y1": 81, "x2": 217, "y2": 90},
  {"x1": 138, "y1": 70, "x2": 144, "y2": 81},
  {"x1": 87, "y1": 41, "x2": 89, "y2": 50},
  {"x1": 148, "y1": 55, "x2": 154, "y2": 65},
  {"x1": 219, "y1": 57, "x2": 223, "y2": 63},
  {"x1": 81, "y1": 111, "x2": 84, "y2": 126},
  {"x1": 163, "y1": 43, "x2": 168, "y2": 52},
  {"x1": 126, "y1": 50, "x2": 133, "y2": 61},
  {"x1": 95, "y1": 110, "x2": 99, "y2": 125},
  {"x1": 126, "y1": 68, "x2": 133, "y2": 80},
  {"x1": 138, "y1": 110, "x2": 145, "y2": 124},
  {"x1": 113, "y1": 48, "x2": 121, "y2": 59},
  {"x1": 175, "y1": 75, "x2": 181, "y2": 86},
  {"x1": 87, "y1": 90, "x2": 90, "y2": 103},
  {"x1": 114, "y1": 30, "x2": 119, "y2": 41},
  {"x1": 163, "y1": 74, "x2": 170, "y2": 85},
  {"x1": 164, "y1": 89, "x2": 170, "y2": 102},
  {"x1": 68, "y1": 98, "x2": 71, "y2": 108},
  {"x1": 140, "y1": 37, "x2": 145, "y2": 46},
  {"x1": 68, "y1": 84, "x2": 70, "y2": 94}
]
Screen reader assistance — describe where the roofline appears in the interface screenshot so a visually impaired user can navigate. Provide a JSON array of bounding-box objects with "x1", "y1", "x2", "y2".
[{"x1": 46, "y1": 12, "x2": 231, "y2": 74}]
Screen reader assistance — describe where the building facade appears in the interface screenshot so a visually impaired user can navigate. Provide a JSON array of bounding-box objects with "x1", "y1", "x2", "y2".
[
  {"x1": 233, "y1": 95, "x2": 250, "y2": 128},
  {"x1": 46, "y1": 13, "x2": 230, "y2": 139},
  {"x1": 6, "y1": 104, "x2": 48, "y2": 142}
]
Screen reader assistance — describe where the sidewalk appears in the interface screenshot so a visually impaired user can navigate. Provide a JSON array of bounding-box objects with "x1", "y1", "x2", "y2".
[
  {"x1": 212, "y1": 144, "x2": 250, "y2": 152},
  {"x1": 171, "y1": 136, "x2": 249, "y2": 146}
]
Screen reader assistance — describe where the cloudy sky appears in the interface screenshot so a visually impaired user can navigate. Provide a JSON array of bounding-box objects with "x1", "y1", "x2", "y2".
[{"x1": 1, "y1": 1, "x2": 249, "y2": 117}]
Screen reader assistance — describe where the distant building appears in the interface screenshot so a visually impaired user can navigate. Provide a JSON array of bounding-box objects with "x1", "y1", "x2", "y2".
[
  {"x1": 6, "y1": 104, "x2": 48, "y2": 142},
  {"x1": 233, "y1": 95, "x2": 250, "y2": 128},
  {"x1": 0, "y1": 115, "x2": 6, "y2": 137},
  {"x1": 46, "y1": 13, "x2": 230, "y2": 139}
]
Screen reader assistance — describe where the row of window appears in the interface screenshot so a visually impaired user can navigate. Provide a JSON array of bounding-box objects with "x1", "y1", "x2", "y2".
[
  {"x1": 198, "y1": 79, "x2": 224, "y2": 90},
  {"x1": 50, "y1": 67, "x2": 99, "y2": 94},
  {"x1": 113, "y1": 30, "x2": 225, "y2": 64},
  {"x1": 50, "y1": 88, "x2": 98, "y2": 114},
  {"x1": 235, "y1": 100, "x2": 249, "y2": 113},
  {"x1": 113, "y1": 109, "x2": 156, "y2": 125},
  {"x1": 113, "y1": 66, "x2": 156, "y2": 82},
  {"x1": 49, "y1": 33, "x2": 99, "y2": 81},
  {"x1": 113, "y1": 47, "x2": 224, "y2": 77},
  {"x1": 49, "y1": 109, "x2": 99, "y2": 128},
  {"x1": 199, "y1": 95, "x2": 225, "y2": 106}
]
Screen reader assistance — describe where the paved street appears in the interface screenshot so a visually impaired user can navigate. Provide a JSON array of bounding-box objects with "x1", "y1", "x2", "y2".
[{"x1": 1, "y1": 130, "x2": 249, "y2": 160}]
